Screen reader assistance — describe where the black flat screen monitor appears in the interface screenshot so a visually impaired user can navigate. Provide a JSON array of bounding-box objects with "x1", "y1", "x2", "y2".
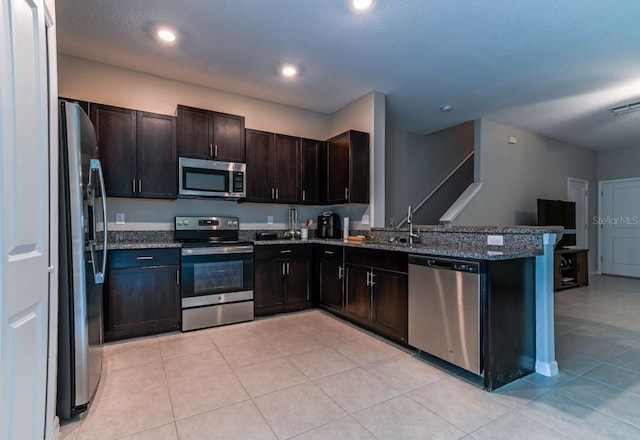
[{"x1": 537, "y1": 199, "x2": 576, "y2": 248}]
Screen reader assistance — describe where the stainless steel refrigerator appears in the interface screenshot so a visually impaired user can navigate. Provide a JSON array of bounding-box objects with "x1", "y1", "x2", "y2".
[{"x1": 57, "y1": 100, "x2": 108, "y2": 420}]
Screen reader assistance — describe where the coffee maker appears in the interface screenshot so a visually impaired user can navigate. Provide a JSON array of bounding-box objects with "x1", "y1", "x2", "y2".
[{"x1": 317, "y1": 211, "x2": 341, "y2": 239}]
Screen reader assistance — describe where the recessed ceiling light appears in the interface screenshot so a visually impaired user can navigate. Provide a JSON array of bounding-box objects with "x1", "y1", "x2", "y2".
[
  {"x1": 281, "y1": 65, "x2": 297, "y2": 78},
  {"x1": 441, "y1": 104, "x2": 453, "y2": 112},
  {"x1": 352, "y1": 0, "x2": 373, "y2": 10},
  {"x1": 157, "y1": 28, "x2": 176, "y2": 43}
]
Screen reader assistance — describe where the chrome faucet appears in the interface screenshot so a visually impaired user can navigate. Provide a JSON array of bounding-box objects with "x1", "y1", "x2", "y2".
[{"x1": 407, "y1": 205, "x2": 419, "y2": 246}]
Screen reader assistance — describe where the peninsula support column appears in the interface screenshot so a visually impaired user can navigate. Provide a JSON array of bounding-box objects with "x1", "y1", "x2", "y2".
[{"x1": 534, "y1": 232, "x2": 559, "y2": 376}]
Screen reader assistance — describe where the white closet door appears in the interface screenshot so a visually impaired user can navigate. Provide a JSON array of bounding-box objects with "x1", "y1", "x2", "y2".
[
  {"x1": 0, "y1": 0, "x2": 53, "y2": 438},
  {"x1": 600, "y1": 179, "x2": 640, "y2": 278}
]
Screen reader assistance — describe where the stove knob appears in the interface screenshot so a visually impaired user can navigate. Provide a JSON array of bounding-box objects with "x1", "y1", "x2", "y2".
[
  {"x1": 177, "y1": 220, "x2": 183, "y2": 226},
  {"x1": 183, "y1": 220, "x2": 189, "y2": 226},
  {"x1": 232, "y1": 220, "x2": 238, "y2": 226},
  {"x1": 227, "y1": 220, "x2": 233, "y2": 226}
]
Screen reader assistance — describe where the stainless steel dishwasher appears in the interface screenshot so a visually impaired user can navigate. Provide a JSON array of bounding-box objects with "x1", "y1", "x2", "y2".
[{"x1": 408, "y1": 255, "x2": 481, "y2": 374}]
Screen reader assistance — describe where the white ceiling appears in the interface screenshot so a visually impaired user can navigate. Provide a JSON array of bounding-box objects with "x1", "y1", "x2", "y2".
[{"x1": 56, "y1": 0, "x2": 640, "y2": 151}]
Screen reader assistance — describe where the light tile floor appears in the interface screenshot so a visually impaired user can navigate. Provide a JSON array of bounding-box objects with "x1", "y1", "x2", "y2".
[{"x1": 60, "y1": 275, "x2": 640, "y2": 439}]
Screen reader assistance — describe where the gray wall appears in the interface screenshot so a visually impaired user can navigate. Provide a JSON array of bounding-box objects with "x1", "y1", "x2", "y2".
[
  {"x1": 385, "y1": 115, "x2": 474, "y2": 226},
  {"x1": 455, "y1": 118, "x2": 598, "y2": 269},
  {"x1": 107, "y1": 198, "x2": 366, "y2": 232},
  {"x1": 597, "y1": 145, "x2": 640, "y2": 181}
]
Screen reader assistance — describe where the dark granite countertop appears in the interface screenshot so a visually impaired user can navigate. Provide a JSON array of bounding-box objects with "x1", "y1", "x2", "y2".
[
  {"x1": 105, "y1": 232, "x2": 542, "y2": 260},
  {"x1": 107, "y1": 241, "x2": 182, "y2": 250},
  {"x1": 253, "y1": 238, "x2": 540, "y2": 260}
]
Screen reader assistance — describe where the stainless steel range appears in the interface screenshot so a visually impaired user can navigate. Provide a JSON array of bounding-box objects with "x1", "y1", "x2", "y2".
[{"x1": 175, "y1": 216, "x2": 254, "y2": 331}]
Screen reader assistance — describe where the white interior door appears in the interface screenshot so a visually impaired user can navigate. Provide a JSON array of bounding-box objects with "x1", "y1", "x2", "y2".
[
  {"x1": 567, "y1": 178, "x2": 588, "y2": 249},
  {"x1": 600, "y1": 179, "x2": 640, "y2": 277},
  {"x1": 0, "y1": 0, "x2": 52, "y2": 438}
]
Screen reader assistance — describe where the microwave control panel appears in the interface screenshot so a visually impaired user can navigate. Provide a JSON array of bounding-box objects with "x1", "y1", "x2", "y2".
[{"x1": 232, "y1": 171, "x2": 244, "y2": 192}]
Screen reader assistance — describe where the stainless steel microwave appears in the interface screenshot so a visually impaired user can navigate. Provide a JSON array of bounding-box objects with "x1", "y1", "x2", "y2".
[{"x1": 178, "y1": 157, "x2": 246, "y2": 199}]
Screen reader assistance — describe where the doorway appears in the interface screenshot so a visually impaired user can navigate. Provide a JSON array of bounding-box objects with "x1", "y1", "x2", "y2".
[{"x1": 567, "y1": 177, "x2": 588, "y2": 249}]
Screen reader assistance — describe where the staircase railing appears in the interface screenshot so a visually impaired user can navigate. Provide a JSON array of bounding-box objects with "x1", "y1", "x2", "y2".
[{"x1": 397, "y1": 151, "x2": 474, "y2": 227}]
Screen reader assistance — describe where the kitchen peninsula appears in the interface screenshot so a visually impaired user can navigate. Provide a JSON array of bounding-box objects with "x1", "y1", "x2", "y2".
[{"x1": 106, "y1": 224, "x2": 562, "y2": 390}]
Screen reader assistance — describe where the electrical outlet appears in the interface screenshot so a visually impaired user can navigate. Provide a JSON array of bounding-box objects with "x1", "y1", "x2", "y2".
[
  {"x1": 267, "y1": 215, "x2": 274, "y2": 225},
  {"x1": 361, "y1": 214, "x2": 370, "y2": 225},
  {"x1": 487, "y1": 235, "x2": 504, "y2": 246},
  {"x1": 115, "y1": 213, "x2": 125, "y2": 224}
]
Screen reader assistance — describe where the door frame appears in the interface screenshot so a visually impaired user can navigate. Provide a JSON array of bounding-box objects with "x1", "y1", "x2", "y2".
[
  {"x1": 597, "y1": 177, "x2": 640, "y2": 275},
  {"x1": 44, "y1": 0, "x2": 59, "y2": 437},
  {"x1": 567, "y1": 177, "x2": 589, "y2": 250}
]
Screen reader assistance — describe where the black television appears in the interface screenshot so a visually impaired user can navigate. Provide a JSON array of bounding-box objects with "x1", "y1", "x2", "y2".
[{"x1": 537, "y1": 199, "x2": 576, "y2": 248}]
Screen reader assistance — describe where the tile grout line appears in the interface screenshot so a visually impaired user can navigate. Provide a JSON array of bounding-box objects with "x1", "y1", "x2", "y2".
[
  {"x1": 209, "y1": 331, "x2": 281, "y2": 440},
  {"x1": 157, "y1": 334, "x2": 181, "y2": 439},
  {"x1": 545, "y1": 388, "x2": 640, "y2": 431}
]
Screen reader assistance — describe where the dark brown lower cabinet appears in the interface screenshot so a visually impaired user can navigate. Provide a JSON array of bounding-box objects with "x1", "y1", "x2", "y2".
[
  {"x1": 482, "y1": 257, "x2": 536, "y2": 390},
  {"x1": 371, "y1": 269, "x2": 408, "y2": 341},
  {"x1": 342, "y1": 248, "x2": 408, "y2": 343},
  {"x1": 105, "y1": 249, "x2": 180, "y2": 341},
  {"x1": 344, "y1": 264, "x2": 372, "y2": 323},
  {"x1": 254, "y1": 259, "x2": 286, "y2": 312},
  {"x1": 318, "y1": 245, "x2": 344, "y2": 312},
  {"x1": 254, "y1": 244, "x2": 312, "y2": 316}
]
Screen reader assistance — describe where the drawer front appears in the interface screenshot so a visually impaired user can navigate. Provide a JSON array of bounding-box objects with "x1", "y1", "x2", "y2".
[
  {"x1": 254, "y1": 243, "x2": 312, "y2": 260},
  {"x1": 345, "y1": 247, "x2": 407, "y2": 273},
  {"x1": 109, "y1": 248, "x2": 180, "y2": 269},
  {"x1": 318, "y1": 245, "x2": 343, "y2": 262}
]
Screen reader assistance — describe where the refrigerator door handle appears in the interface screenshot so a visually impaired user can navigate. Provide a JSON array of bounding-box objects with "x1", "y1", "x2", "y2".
[{"x1": 90, "y1": 159, "x2": 108, "y2": 284}]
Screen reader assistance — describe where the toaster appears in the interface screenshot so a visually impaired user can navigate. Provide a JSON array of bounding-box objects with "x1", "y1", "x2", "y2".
[{"x1": 317, "y1": 211, "x2": 341, "y2": 239}]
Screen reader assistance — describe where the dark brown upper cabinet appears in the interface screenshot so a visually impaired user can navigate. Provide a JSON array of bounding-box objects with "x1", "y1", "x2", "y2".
[
  {"x1": 91, "y1": 104, "x2": 137, "y2": 198},
  {"x1": 136, "y1": 112, "x2": 177, "y2": 198},
  {"x1": 91, "y1": 104, "x2": 177, "y2": 199},
  {"x1": 300, "y1": 138, "x2": 322, "y2": 204},
  {"x1": 245, "y1": 129, "x2": 300, "y2": 203},
  {"x1": 245, "y1": 129, "x2": 275, "y2": 202},
  {"x1": 325, "y1": 130, "x2": 369, "y2": 204},
  {"x1": 177, "y1": 105, "x2": 245, "y2": 162}
]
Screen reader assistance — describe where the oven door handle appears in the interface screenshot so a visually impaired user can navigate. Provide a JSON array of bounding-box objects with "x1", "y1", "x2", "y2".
[{"x1": 181, "y1": 245, "x2": 254, "y2": 256}]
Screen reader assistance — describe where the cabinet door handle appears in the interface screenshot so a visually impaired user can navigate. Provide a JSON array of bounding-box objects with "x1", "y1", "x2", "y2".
[
  {"x1": 370, "y1": 272, "x2": 376, "y2": 286},
  {"x1": 345, "y1": 187, "x2": 350, "y2": 199},
  {"x1": 136, "y1": 256, "x2": 154, "y2": 260},
  {"x1": 302, "y1": 190, "x2": 306, "y2": 201},
  {"x1": 338, "y1": 266, "x2": 344, "y2": 279},
  {"x1": 132, "y1": 179, "x2": 136, "y2": 193},
  {"x1": 282, "y1": 263, "x2": 286, "y2": 275},
  {"x1": 366, "y1": 271, "x2": 370, "y2": 286},
  {"x1": 280, "y1": 249, "x2": 292, "y2": 254},
  {"x1": 176, "y1": 269, "x2": 180, "y2": 284},
  {"x1": 276, "y1": 188, "x2": 279, "y2": 199},
  {"x1": 209, "y1": 144, "x2": 213, "y2": 157},
  {"x1": 271, "y1": 188, "x2": 275, "y2": 199},
  {"x1": 138, "y1": 179, "x2": 142, "y2": 193},
  {"x1": 214, "y1": 144, "x2": 218, "y2": 157},
  {"x1": 324, "y1": 250, "x2": 335, "y2": 255},
  {"x1": 287, "y1": 262, "x2": 290, "y2": 275}
]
